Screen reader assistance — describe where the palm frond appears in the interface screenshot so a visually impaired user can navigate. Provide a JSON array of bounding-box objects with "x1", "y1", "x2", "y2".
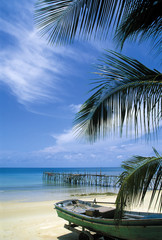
[
  {"x1": 35, "y1": 0, "x2": 162, "y2": 48},
  {"x1": 115, "y1": 148, "x2": 162, "y2": 219},
  {"x1": 35, "y1": 0, "x2": 136, "y2": 44},
  {"x1": 74, "y1": 51, "x2": 162, "y2": 141},
  {"x1": 116, "y1": 0, "x2": 162, "y2": 51}
]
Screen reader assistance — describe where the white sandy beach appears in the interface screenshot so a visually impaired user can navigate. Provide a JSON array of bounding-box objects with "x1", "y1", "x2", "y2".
[{"x1": 0, "y1": 192, "x2": 160, "y2": 240}]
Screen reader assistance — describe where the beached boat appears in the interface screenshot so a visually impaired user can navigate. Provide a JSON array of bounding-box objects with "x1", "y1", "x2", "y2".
[{"x1": 55, "y1": 199, "x2": 162, "y2": 240}]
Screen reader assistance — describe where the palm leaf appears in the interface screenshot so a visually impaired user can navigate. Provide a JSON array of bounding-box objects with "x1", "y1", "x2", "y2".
[
  {"x1": 116, "y1": 0, "x2": 162, "y2": 51},
  {"x1": 74, "y1": 51, "x2": 162, "y2": 141},
  {"x1": 35, "y1": 0, "x2": 137, "y2": 44},
  {"x1": 35, "y1": 0, "x2": 162, "y2": 48},
  {"x1": 115, "y1": 148, "x2": 162, "y2": 219}
]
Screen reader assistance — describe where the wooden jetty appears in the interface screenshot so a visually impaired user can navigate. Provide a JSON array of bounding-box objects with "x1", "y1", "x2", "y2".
[{"x1": 43, "y1": 172, "x2": 119, "y2": 187}]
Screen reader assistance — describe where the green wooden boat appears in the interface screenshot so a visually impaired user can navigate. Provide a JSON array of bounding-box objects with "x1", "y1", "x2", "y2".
[{"x1": 55, "y1": 199, "x2": 162, "y2": 240}]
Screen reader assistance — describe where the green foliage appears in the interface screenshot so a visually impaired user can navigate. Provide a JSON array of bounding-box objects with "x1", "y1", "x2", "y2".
[
  {"x1": 35, "y1": 0, "x2": 162, "y2": 48},
  {"x1": 74, "y1": 50, "x2": 162, "y2": 141},
  {"x1": 35, "y1": 0, "x2": 127, "y2": 44},
  {"x1": 116, "y1": 0, "x2": 162, "y2": 50},
  {"x1": 115, "y1": 148, "x2": 162, "y2": 219}
]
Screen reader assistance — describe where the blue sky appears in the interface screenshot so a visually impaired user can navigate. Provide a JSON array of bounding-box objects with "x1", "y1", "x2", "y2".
[{"x1": 0, "y1": 0, "x2": 161, "y2": 167}]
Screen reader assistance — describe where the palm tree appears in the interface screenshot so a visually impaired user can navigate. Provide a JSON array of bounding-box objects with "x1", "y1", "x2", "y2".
[{"x1": 35, "y1": 0, "x2": 162, "y2": 216}]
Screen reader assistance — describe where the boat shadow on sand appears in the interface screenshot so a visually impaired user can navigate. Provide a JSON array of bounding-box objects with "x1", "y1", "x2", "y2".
[{"x1": 58, "y1": 232, "x2": 78, "y2": 240}]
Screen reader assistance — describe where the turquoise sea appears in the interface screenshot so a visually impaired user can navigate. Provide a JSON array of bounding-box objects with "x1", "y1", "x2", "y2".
[{"x1": 0, "y1": 167, "x2": 122, "y2": 202}]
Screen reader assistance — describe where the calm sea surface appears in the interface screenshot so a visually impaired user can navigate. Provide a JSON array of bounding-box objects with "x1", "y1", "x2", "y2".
[{"x1": 0, "y1": 167, "x2": 122, "y2": 202}]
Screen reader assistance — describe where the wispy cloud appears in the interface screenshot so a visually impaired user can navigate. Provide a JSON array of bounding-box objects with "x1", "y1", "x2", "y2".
[
  {"x1": 0, "y1": 1, "x2": 99, "y2": 107},
  {"x1": 41, "y1": 129, "x2": 75, "y2": 153},
  {"x1": 69, "y1": 104, "x2": 82, "y2": 113},
  {"x1": 0, "y1": 15, "x2": 61, "y2": 104}
]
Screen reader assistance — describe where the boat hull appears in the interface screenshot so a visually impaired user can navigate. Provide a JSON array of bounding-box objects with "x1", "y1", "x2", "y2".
[{"x1": 55, "y1": 201, "x2": 162, "y2": 240}]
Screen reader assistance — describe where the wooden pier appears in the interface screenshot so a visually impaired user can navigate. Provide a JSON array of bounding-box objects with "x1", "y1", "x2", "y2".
[{"x1": 43, "y1": 172, "x2": 119, "y2": 187}]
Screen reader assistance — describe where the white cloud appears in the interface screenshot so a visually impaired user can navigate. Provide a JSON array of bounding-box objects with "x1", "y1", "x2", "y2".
[
  {"x1": 121, "y1": 144, "x2": 126, "y2": 148},
  {"x1": 34, "y1": 127, "x2": 162, "y2": 167},
  {"x1": 64, "y1": 154, "x2": 73, "y2": 160},
  {"x1": 41, "y1": 145, "x2": 65, "y2": 154},
  {"x1": 40, "y1": 129, "x2": 75, "y2": 154},
  {"x1": 1, "y1": 127, "x2": 162, "y2": 167},
  {"x1": 117, "y1": 155, "x2": 123, "y2": 159},
  {"x1": 0, "y1": 16, "x2": 62, "y2": 104},
  {"x1": 52, "y1": 130, "x2": 75, "y2": 145},
  {"x1": 69, "y1": 104, "x2": 82, "y2": 113}
]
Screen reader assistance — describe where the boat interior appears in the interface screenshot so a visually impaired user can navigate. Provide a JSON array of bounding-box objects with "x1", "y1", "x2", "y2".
[{"x1": 56, "y1": 199, "x2": 162, "y2": 220}]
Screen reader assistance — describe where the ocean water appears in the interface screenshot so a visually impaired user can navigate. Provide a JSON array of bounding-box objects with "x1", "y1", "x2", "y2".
[{"x1": 0, "y1": 167, "x2": 122, "y2": 202}]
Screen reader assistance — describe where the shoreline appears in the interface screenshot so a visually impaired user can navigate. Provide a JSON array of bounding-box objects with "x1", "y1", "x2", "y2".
[
  {"x1": 0, "y1": 191, "x2": 160, "y2": 240},
  {"x1": 0, "y1": 186, "x2": 119, "y2": 203}
]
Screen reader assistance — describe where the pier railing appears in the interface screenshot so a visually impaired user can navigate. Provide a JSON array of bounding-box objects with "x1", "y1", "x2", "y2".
[{"x1": 43, "y1": 172, "x2": 120, "y2": 187}]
